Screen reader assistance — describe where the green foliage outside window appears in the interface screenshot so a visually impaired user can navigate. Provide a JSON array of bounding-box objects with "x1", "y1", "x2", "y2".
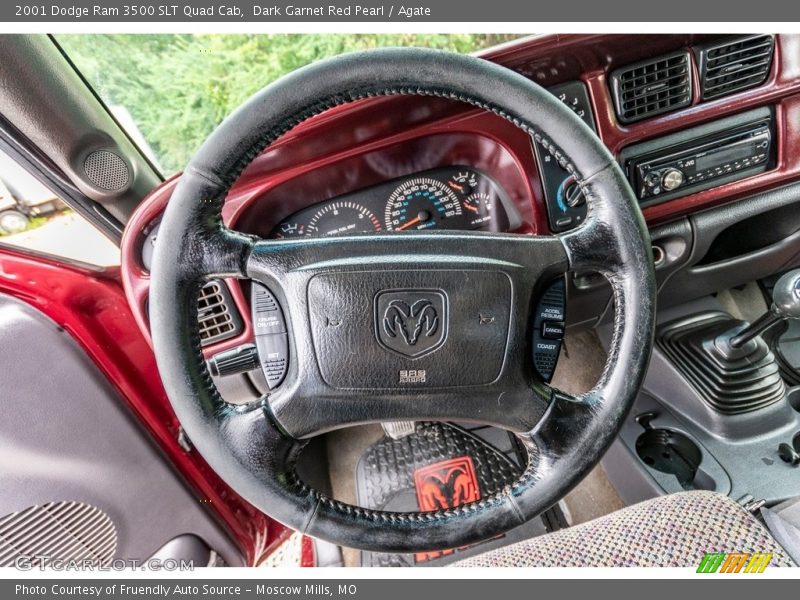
[{"x1": 57, "y1": 34, "x2": 523, "y2": 174}]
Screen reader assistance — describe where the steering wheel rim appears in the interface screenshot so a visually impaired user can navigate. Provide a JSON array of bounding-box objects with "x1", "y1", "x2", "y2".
[{"x1": 149, "y1": 47, "x2": 656, "y2": 554}]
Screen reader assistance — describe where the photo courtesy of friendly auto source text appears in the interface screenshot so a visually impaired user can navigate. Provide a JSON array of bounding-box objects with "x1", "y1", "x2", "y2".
[{"x1": 1, "y1": 0, "x2": 800, "y2": 596}]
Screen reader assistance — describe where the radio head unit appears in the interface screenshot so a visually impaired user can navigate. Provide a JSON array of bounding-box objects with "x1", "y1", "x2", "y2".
[{"x1": 619, "y1": 107, "x2": 774, "y2": 206}]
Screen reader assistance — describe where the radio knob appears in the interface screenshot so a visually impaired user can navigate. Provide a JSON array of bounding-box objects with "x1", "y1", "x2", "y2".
[{"x1": 661, "y1": 168, "x2": 685, "y2": 191}]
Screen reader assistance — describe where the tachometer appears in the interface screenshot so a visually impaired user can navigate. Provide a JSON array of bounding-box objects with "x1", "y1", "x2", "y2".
[
  {"x1": 307, "y1": 201, "x2": 381, "y2": 236},
  {"x1": 384, "y1": 178, "x2": 462, "y2": 231},
  {"x1": 274, "y1": 200, "x2": 381, "y2": 239}
]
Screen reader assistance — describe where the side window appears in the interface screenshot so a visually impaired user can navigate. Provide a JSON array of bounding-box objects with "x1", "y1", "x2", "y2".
[{"x1": 0, "y1": 148, "x2": 120, "y2": 266}]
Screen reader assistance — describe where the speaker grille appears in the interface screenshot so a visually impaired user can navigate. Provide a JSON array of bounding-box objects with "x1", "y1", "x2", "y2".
[
  {"x1": 0, "y1": 501, "x2": 117, "y2": 567},
  {"x1": 83, "y1": 150, "x2": 130, "y2": 191}
]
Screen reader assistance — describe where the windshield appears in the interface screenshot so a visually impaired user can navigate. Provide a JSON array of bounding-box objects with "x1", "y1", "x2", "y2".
[{"x1": 56, "y1": 34, "x2": 524, "y2": 176}]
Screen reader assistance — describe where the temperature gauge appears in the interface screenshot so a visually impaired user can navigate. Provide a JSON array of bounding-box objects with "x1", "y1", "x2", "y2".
[{"x1": 273, "y1": 221, "x2": 306, "y2": 239}]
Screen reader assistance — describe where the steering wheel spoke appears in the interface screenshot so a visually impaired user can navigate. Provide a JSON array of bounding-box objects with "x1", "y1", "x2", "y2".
[
  {"x1": 196, "y1": 226, "x2": 256, "y2": 278},
  {"x1": 558, "y1": 164, "x2": 653, "y2": 276},
  {"x1": 245, "y1": 231, "x2": 566, "y2": 438}
]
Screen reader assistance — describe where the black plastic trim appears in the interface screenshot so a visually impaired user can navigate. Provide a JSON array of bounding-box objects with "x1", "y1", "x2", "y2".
[{"x1": 0, "y1": 117, "x2": 123, "y2": 243}]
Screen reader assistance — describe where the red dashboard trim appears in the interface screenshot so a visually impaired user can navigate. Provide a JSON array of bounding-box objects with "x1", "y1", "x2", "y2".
[
  {"x1": 122, "y1": 32, "x2": 800, "y2": 360},
  {"x1": 643, "y1": 94, "x2": 800, "y2": 224},
  {"x1": 123, "y1": 33, "x2": 800, "y2": 360},
  {"x1": 582, "y1": 34, "x2": 800, "y2": 225},
  {"x1": 112, "y1": 34, "x2": 800, "y2": 559}
]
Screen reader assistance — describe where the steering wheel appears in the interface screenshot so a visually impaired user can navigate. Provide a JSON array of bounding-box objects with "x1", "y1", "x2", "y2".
[{"x1": 150, "y1": 48, "x2": 656, "y2": 554}]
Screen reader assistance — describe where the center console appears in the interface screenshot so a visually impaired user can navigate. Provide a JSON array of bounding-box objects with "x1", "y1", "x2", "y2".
[{"x1": 602, "y1": 270, "x2": 800, "y2": 507}]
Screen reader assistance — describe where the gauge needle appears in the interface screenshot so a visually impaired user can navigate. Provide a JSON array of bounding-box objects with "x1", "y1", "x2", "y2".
[
  {"x1": 397, "y1": 217, "x2": 422, "y2": 231},
  {"x1": 463, "y1": 203, "x2": 479, "y2": 213}
]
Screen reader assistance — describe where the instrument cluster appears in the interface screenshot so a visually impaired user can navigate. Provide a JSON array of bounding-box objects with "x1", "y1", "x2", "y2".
[{"x1": 270, "y1": 166, "x2": 518, "y2": 239}]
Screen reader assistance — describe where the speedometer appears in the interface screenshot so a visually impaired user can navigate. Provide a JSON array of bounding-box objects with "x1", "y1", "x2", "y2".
[{"x1": 384, "y1": 178, "x2": 462, "y2": 231}]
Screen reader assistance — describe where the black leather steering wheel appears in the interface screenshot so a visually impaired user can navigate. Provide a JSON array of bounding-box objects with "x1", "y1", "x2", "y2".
[{"x1": 150, "y1": 48, "x2": 656, "y2": 554}]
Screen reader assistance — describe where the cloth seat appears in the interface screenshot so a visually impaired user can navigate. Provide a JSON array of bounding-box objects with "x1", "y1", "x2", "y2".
[{"x1": 457, "y1": 491, "x2": 794, "y2": 568}]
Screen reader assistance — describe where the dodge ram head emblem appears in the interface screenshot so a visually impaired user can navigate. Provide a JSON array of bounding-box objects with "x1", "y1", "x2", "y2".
[{"x1": 374, "y1": 290, "x2": 448, "y2": 358}]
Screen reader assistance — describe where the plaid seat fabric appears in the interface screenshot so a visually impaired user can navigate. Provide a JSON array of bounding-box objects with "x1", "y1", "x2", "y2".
[{"x1": 456, "y1": 492, "x2": 795, "y2": 567}]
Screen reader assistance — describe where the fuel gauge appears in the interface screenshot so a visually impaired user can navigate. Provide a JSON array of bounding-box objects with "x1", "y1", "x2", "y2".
[{"x1": 462, "y1": 192, "x2": 494, "y2": 228}]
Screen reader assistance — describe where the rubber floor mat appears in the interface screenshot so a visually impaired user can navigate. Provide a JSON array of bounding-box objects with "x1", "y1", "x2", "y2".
[{"x1": 356, "y1": 421, "x2": 567, "y2": 567}]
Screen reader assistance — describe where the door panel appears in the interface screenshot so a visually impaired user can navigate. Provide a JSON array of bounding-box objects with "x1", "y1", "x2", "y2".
[
  {"x1": 0, "y1": 292, "x2": 241, "y2": 562},
  {"x1": 0, "y1": 247, "x2": 283, "y2": 566}
]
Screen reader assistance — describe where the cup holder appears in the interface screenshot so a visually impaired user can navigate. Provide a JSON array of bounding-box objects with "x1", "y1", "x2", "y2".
[
  {"x1": 788, "y1": 388, "x2": 800, "y2": 413},
  {"x1": 635, "y1": 427, "x2": 713, "y2": 491}
]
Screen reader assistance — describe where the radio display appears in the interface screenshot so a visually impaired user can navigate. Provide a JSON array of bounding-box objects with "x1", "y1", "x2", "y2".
[{"x1": 696, "y1": 144, "x2": 754, "y2": 171}]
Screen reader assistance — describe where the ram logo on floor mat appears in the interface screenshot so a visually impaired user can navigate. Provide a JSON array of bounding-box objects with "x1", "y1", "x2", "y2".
[{"x1": 413, "y1": 456, "x2": 480, "y2": 563}]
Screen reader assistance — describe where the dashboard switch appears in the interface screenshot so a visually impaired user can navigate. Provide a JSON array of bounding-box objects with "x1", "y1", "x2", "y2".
[
  {"x1": 208, "y1": 343, "x2": 260, "y2": 377},
  {"x1": 251, "y1": 283, "x2": 289, "y2": 389},
  {"x1": 532, "y1": 278, "x2": 567, "y2": 382}
]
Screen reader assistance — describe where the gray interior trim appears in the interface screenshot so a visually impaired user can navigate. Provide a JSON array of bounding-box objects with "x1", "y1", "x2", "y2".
[
  {"x1": 0, "y1": 292, "x2": 242, "y2": 565},
  {"x1": 659, "y1": 181, "x2": 800, "y2": 307},
  {"x1": 0, "y1": 118, "x2": 124, "y2": 243},
  {"x1": 148, "y1": 534, "x2": 220, "y2": 567},
  {"x1": 586, "y1": 180, "x2": 800, "y2": 330},
  {"x1": 0, "y1": 35, "x2": 161, "y2": 224},
  {"x1": 600, "y1": 295, "x2": 800, "y2": 507}
]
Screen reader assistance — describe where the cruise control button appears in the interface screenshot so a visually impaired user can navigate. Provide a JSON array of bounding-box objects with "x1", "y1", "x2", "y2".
[
  {"x1": 537, "y1": 305, "x2": 565, "y2": 323},
  {"x1": 251, "y1": 282, "x2": 286, "y2": 335},
  {"x1": 254, "y1": 332, "x2": 289, "y2": 390},
  {"x1": 541, "y1": 320, "x2": 565, "y2": 340},
  {"x1": 532, "y1": 277, "x2": 566, "y2": 383}
]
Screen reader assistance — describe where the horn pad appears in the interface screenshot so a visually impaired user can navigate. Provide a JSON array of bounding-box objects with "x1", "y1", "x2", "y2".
[{"x1": 307, "y1": 270, "x2": 512, "y2": 389}]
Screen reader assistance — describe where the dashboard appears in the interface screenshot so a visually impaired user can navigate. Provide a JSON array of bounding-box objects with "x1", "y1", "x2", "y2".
[
  {"x1": 121, "y1": 33, "x2": 800, "y2": 367},
  {"x1": 269, "y1": 166, "x2": 519, "y2": 239}
]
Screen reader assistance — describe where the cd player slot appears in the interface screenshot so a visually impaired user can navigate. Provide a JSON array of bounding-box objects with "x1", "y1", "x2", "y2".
[{"x1": 618, "y1": 107, "x2": 775, "y2": 206}]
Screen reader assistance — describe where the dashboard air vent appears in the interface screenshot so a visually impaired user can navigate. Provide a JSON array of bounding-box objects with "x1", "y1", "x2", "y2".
[
  {"x1": 696, "y1": 35, "x2": 775, "y2": 101},
  {"x1": 197, "y1": 280, "x2": 242, "y2": 345},
  {"x1": 609, "y1": 51, "x2": 692, "y2": 123}
]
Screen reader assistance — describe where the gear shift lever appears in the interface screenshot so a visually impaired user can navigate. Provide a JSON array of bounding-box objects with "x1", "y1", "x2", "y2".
[
  {"x1": 658, "y1": 270, "x2": 799, "y2": 415},
  {"x1": 729, "y1": 269, "x2": 800, "y2": 348}
]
